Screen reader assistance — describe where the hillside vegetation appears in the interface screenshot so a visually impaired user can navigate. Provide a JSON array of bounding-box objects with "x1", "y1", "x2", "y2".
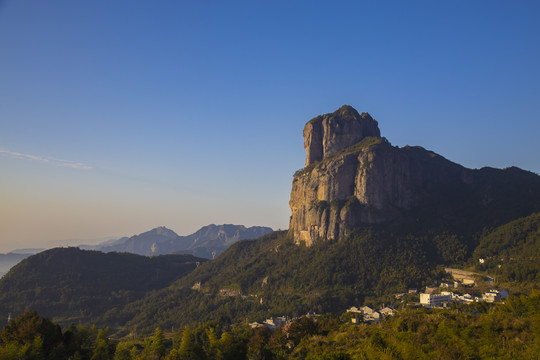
[
  {"x1": 1, "y1": 210, "x2": 538, "y2": 336},
  {"x1": 0, "y1": 248, "x2": 206, "y2": 327},
  {"x1": 474, "y1": 212, "x2": 540, "y2": 286},
  {"x1": 2, "y1": 291, "x2": 539, "y2": 359},
  {"x1": 97, "y1": 209, "x2": 539, "y2": 334}
]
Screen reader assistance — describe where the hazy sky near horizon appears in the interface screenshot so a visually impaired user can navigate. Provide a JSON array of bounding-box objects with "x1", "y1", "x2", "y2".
[{"x1": 1, "y1": 1, "x2": 539, "y2": 252}]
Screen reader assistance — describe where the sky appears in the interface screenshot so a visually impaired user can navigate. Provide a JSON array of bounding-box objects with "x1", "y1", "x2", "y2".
[{"x1": 1, "y1": 0, "x2": 539, "y2": 252}]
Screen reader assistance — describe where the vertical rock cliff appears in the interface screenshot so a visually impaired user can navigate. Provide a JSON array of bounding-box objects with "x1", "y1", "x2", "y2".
[
  {"x1": 303, "y1": 105, "x2": 380, "y2": 166},
  {"x1": 289, "y1": 106, "x2": 475, "y2": 245},
  {"x1": 289, "y1": 106, "x2": 540, "y2": 246}
]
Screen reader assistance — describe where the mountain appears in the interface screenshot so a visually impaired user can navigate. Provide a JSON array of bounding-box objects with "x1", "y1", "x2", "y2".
[
  {"x1": 0, "y1": 247, "x2": 206, "y2": 327},
  {"x1": 168, "y1": 224, "x2": 274, "y2": 258},
  {"x1": 8, "y1": 248, "x2": 45, "y2": 254},
  {"x1": 290, "y1": 105, "x2": 540, "y2": 245},
  {"x1": 103, "y1": 106, "x2": 540, "y2": 333},
  {"x1": 89, "y1": 224, "x2": 273, "y2": 258},
  {"x1": 2, "y1": 106, "x2": 539, "y2": 335},
  {"x1": 110, "y1": 228, "x2": 440, "y2": 333},
  {"x1": 96, "y1": 226, "x2": 179, "y2": 254}
]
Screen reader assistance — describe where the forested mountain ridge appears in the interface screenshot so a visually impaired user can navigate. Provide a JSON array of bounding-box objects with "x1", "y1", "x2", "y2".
[
  {"x1": 103, "y1": 209, "x2": 538, "y2": 334},
  {"x1": 109, "y1": 228, "x2": 440, "y2": 334},
  {"x1": 0, "y1": 248, "x2": 206, "y2": 327}
]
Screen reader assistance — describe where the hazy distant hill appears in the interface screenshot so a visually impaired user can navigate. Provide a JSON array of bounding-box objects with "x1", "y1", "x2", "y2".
[
  {"x1": 0, "y1": 250, "x2": 44, "y2": 278},
  {"x1": 95, "y1": 226, "x2": 179, "y2": 255},
  {"x1": 87, "y1": 224, "x2": 273, "y2": 258},
  {"x1": 0, "y1": 247, "x2": 206, "y2": 326}
]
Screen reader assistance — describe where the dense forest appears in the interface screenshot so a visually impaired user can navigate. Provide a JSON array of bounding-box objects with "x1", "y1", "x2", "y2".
[
  {"x1": 473, "y1": 212, "x2": 540, "y2": 286},
  {"x1": 106, "y1": 213, "x2": 539, "y2": 333},
  {"x1": 1, "y1": 213, "x2": 538, "y2": 335},
  {"x1": 0, "y1": 211, "x2": 538, "y2": 358},
  {"x1": 107, "y1": 228, "x2": 442, "y2": 334},
  {"x1": 1, "y1": 290, "x2": 539, "y2": 359},
  {"x1": 0, "y1": 249, "x2": 206, "y2": 327}
]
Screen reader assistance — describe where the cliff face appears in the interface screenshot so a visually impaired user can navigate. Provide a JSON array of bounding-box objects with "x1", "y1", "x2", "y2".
[
  {"x1": 303, "y1": 105, "x2": 380, "y2": 166},
  {"x1": 289, "y1": 106, "x2": 540, "y2": 246}
]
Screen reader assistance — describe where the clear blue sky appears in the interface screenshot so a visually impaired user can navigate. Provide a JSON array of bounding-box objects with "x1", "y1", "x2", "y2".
[{"x1": 1, "y1": 0, "x2": 539, "y2": 252}]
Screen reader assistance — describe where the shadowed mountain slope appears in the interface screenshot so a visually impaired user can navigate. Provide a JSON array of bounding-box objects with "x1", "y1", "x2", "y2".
[{"x1": 0, "y1": 247, "x2": 206, "y2": 327}]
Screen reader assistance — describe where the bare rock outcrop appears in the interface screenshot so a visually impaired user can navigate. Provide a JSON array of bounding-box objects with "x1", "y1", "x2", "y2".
[
  {"x1": 290, "y1": 106, "x2": 540, "y2": 246},
  {"x1": 289, "y1": 106, "x2": 471, "y2": 246},
  {"x1": 304, "y1": 105, "x2": 381, "y2": 166}
]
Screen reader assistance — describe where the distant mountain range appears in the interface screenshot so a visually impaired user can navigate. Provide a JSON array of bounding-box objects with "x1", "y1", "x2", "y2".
[
  {"x1": 81, "y1": 224, "x2": 273, "y2": 258},
  {"x1": 0, "y1": 225, "x2": 272, "y2": 278}
]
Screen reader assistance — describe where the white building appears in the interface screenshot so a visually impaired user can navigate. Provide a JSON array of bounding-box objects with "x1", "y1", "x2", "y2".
[
  {"x1": 364, "y1": 311, "x2": 381, "y2": 323},
  {"x1": 484, "y1": 289, "x2": 508, "y2": 302},
  {"x1": 420, "y1": 293, "x2": 452, "y2": 307}
]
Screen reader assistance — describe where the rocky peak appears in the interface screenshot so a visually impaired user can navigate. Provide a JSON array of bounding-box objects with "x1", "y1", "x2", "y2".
[
  {"x1": 290, "y1": 106, "x2": 540, "y2": 247},
  {"x1": 290, "y1": 106, "x2": 468, "y2": 246},
  {"x1": 303, "y1": 105, "x2": 380, "y2": 166},
  {"x1": 146, "y1": 226, "x2": 178, "y2": 238}
]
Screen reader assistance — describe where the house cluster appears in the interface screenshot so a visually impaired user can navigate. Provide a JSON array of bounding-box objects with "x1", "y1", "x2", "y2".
[
  {"x1": 419, "y1": 289, "x2": 508, "y2": 307},
  {"x1": 249, "y1": 313, "x2": 319, "y2": 330},
  {"x1": 346, "y1": 305, "x2": 396, "y2": 324},
  {"x1": 249, "y1": 316, "x2": 289, "y2": 330}
]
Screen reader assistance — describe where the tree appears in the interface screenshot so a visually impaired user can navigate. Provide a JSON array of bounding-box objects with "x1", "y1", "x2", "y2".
[
  {"x1": 287, "y1": 316, "x2": 317, "y2": 345},
  {"x1": 177, "y1": 327, "x2": 204, "y2": 360},
  {"x1": 247, "y1": 327, "x2": 272, "y2": 360},
  {"x1": 149, "y1": 328, "x2": 166, "y2": 359},
  {"x1": 113, "y1": 342, "x2": 131, "y2": 360},
  {"x1": 0, "y1": 310, "x2": 63, "y2": 358},
  {"x1": 90, "y1": 328, "x2": 113, "y2": 360}
]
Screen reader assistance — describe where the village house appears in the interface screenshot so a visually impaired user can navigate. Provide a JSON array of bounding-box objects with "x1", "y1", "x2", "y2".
[
  {"x1": 346, "y1": 306, "x2": 362, "y2": 314},
  {"x1": 346, "y1": 305, "x2": 384, "y2": 323},
  {"x1": 263, "y1": 316, "x2": 287, "y2": 329},
  {"x1": 380, "y1": 307, "x2": 396, "y2": 317}
]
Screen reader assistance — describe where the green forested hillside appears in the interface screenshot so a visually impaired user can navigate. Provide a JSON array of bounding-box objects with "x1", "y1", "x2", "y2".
[
  {"x1": 109, "y1": 227, "x2": 446, "y2": 333},
  {"x1": 4, "y1": 292, "x2": 539, "y2": 360},
  {"x1": 474, "y1": 212, "x2": 540, "y2": 285},
  {"x1": 2, "y1": 210, "x2": 539, "y2": 337},
  {"x1": 0, "y1": 248, "x2": 206, "y2": 326},
  {"x1": 103, "y1": 209, "x2": 540, "y2": 334}
]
